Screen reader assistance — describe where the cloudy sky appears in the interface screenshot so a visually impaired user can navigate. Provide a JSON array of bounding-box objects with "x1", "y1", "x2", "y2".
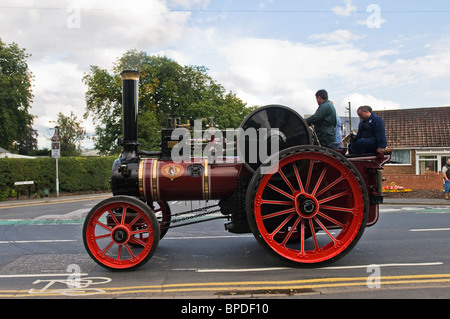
[{"x1": 1, "y1": 0, "x2": 450, "y2": 149}]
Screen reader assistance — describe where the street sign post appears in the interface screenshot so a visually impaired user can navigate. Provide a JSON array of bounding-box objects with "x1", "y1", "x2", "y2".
[{"x1": 51, "y1": 129, "x2": 60, "y2": 197}]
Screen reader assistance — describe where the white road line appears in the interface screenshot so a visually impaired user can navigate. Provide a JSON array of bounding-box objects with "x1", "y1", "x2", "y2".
[
  {"x1": 0, "y1": 240, "x2": 76, "y2": 244},
  {"x1": 380, "y1": 207, "x2": 450, "y2": 214},
  {"x1": 410, "y1": 228, "x2": 450, "y2": 232},
  {"x1": 164, "y1": 232, "x2": 335, "y2": 241},
  {"x1": 0, "y1": 273, "x2": 88, "y2": 279},
  {"x1": 165, "y1": 235, "x2": 253, "y2": 240}
]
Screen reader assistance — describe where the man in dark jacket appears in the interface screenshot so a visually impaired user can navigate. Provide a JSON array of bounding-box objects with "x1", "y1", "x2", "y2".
[
  {"x1": 349, "y1": 105, "x2": 387, "y2": 154},
  {"x1": 306, "y1": 90, "x2": 337, "y2": 148}
]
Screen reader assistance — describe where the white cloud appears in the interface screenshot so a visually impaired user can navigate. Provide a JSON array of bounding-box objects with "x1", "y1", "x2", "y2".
[
  {"x1": 0, "y1": 0, "x2": 193, "y2": 65},
  {"x1": 2, "y1": 0, "x2": 450, "y2": 150},
  {"x1": 167, "y1": 0, "x2": 210, "y2": 9},
  {"x1": 31, "y1": 61, "x2": 89, "y2": 149},
  {"x1": 331, "y1": 0, "x2": 357, "y2": 17},
  {"x1": 212, "y1": 36, "x2": 402, "y2": 114},
  {"x1": 0, "y1": 0, "x2": 197, "y2": 149},
  {"x1": 335, "y1": 94, "x2": 400, "y2": 114},
  {"x1": 309, "y1": 29, "x2": 365, "y2": 44}
]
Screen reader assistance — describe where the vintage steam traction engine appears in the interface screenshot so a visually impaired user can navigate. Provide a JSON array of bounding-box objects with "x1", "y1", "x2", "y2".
[{"x1": 83, "y1": 70, "x2": 390, "y2": 271}]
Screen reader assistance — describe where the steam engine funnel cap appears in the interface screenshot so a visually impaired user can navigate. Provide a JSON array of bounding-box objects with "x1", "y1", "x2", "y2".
[{"x1": 121, "y1": 70, "x2": 140, "y2": 81}]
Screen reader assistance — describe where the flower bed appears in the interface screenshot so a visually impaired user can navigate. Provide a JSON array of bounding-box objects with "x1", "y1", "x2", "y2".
[{"x1": 382, "y1": 182, "x2": 412, "y2": 193}]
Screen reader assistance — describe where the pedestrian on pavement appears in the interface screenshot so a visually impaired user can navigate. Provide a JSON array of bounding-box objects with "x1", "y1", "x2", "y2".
[
  {"x1": 443, "y1": 158, "x2": 450, "y2": 200},
  {"x1": 306, "y1": 90, "x2": 337, "y2": 148}
]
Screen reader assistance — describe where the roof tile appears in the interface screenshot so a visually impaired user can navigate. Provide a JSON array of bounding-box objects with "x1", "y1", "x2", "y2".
[{"x1": 375, "y1": 107, "x2": 450, "y2": 148}]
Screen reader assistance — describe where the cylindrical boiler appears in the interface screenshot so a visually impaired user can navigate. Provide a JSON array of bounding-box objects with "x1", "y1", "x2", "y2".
[{"x1": 138, "y1": 158, "x2": 246, "y2": 202}]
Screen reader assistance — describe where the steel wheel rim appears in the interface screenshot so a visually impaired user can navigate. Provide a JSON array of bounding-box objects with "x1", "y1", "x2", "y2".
[
  {"x1": 85, "y1": 200, "x2": 157, "y2": 270},
  {"x1": 253, "y1": 149, "x2": 367, "y2": 264}
]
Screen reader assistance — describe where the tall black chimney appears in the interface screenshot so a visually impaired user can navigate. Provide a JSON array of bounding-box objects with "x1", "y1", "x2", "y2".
[
  {"x1": 110, "y1": 70, "x2": 141, "y2": 197},
  {"x1": 121, "y1": 70, "x2": 140, "y2": 161}
]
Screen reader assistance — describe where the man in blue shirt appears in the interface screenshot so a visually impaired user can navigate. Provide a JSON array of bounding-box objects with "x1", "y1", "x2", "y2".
[
  {"x1": 349, "y1": 105, "x2": 387, "y2": 154},
  {"x1": 332, "y1": 114, "x2": 343, "y2": 151}
]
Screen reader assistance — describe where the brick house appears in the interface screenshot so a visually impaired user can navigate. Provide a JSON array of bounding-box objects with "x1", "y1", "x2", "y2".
[{"x1": 374, "y1": 106, "x2": 450, "y2": 191}]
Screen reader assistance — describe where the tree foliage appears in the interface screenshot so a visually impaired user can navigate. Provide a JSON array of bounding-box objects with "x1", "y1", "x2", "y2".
[
  {"x1": 83, "y1": 50, "x2": 254, "y2": 155},
  {"x1": 0, "y1": 39, "x2": 36, "y2": 153},
  {"x1": 56, "y1": 111, "x2": 87, "y2": 157}
]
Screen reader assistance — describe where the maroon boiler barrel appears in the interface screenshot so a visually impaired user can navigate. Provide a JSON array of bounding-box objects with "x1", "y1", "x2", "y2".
[{"x1": 138, "y1": 158, "x2": 246, "y2": 202}]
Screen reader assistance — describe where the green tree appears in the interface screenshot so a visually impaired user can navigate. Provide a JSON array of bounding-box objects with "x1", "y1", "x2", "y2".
[
  {"x1": 56, "y1": 111, "x2": 87, "y2": 157},
  {"x1": 18, "y1": 126, "x2": 38, "y2": 154},
  {"x1": 83, "y1": 50, "x2": 253, "y2": 155},
  {"x1": 0, "y1": 39, "x2": 35, "y2": 153}
]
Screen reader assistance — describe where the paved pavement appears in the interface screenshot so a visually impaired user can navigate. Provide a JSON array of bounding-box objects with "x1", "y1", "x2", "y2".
[
  {"x1": 382, "y1": 197, "x2": 450, "y2": 206},
  {"x1": 0, "y1": 192, "x2": 449, "y2": 209},
  {"x1": 0, "y1": 193, "x2": 112, "y2": 209}
]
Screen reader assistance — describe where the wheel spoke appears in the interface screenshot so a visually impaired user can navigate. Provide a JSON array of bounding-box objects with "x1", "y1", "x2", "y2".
[
  {"x1": 320, "y1": 205, "x2": 355, "y2": 214},
  {"x1": 309, "y1": 219, "x2": 319, "y2": 251},
  {"x1": 317, "y1": 211, "x2": 346, "y2": 228},
  {"x1": 128, "y1": 214, "x2": 143, "y2": 228},
  {"x1": 262, "y1": 207, "x2": 296, "y2": 220},
  {"x1": 278, "y1": 168, "x2": 295, "y2": 193},
  {"x1": 292, "y1": 162, "x2": 305, "y2": 193},
  {"x1": 266, "y1": 183, "x2": 294, "y2": 200},
  {"x1": 124, "y1": 244, "x2": 136, "y2": 260},
  {"x1": 282, "y1": 216, "x2": 301, "y2": 246},
  {"x1": 318, "y1": 190, "x2": 349, "y2": 204},
  {"x1": 101, "y1": 241, "x2": 115, "y2": 255},
  {"x1": 315, "y1": 175, "x2": 345, "y2": 197},
  {"x1": 311, "y1": 167, "x2": 327, "y2": 196},
  {"x1": 120, "y1": 205, "x2": 129, "y2": 225},
  {"x1": 305, "y1": 160, "x2": 314, "y2": 192},
  {"x1": 313, "y1": 217, "x2": 338, "y2": 244},
  {"x1": 129, "y1": 237, "x2": 148, "y2": 247},
  {"x1": 94, "y1": 220, "x2": 112, "y2": 232},
  {"x1": 131, "y1": 228, "x2": 150, "y2": 236},
  {"x1": 94, "y1": 233, "x2": 110, "y2": 240},
  {"x1": 261, "y1": 199, "x2": 294, "y2": 206},
  {"x1": 270, "y1": 212, "x2": 296, "y2": 238},
  {"x1": 107, "y1": 209, "x2": 121, "y2": 226},
  {"x1": 299, "y1": 218, "x2": 305, "y2": 254},
  {"x1": 116, "y1": 245, "x2": 123, "y2": 260}
]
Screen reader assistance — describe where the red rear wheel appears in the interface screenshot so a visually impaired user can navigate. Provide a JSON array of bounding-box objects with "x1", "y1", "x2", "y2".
[
  {"x1": 246, "y1": 146, "x2": 368, "y2": 266},
  {"x1": 83, "y1": 196, "x2": 160, "y2": 271}
]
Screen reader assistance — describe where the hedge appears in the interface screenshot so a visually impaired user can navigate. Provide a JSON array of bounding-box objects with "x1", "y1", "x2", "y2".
[{"x1": 0, "y1": 157, "x2": 117, "y2": 201}]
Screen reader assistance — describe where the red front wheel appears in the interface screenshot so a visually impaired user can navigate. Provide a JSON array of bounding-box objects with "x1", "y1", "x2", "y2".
[
  {"x1": 246, "y1": 146, "x2": 369, "y2": 266},
  {"x1": 83, "y1": 196, "x2": 160, "y2": 271}
]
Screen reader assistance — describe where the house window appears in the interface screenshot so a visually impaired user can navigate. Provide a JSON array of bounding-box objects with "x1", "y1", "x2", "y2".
[
  {"x1": 418, "y1": 155, "x2": 438, "y2": 175},
  {"x1": 389, "y1": 150, "x2": 411, "y2": 165}
]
